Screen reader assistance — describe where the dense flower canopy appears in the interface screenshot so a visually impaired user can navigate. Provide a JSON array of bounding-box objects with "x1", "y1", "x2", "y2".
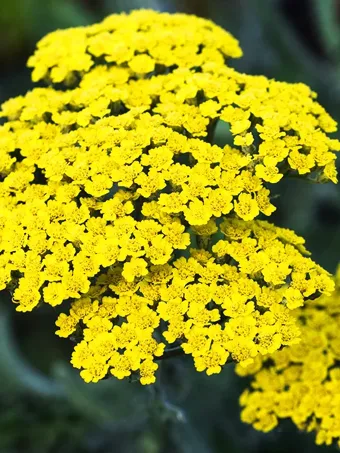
[
  {"x1": 26, "y1": 9, "x2": 242, "y2": 83},
  {"x1": 238, "y1": 267, "x2": 340, "y2": 447},
  {"x1": 55, "y1": 219, "x2": 333, "y2": 383},
  {"x1": 0, "y1": 10, "x2": 338, "y2": 385}
]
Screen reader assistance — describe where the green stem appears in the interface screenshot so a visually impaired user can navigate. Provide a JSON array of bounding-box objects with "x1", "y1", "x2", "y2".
[
  {"x1": 156, "y1": 346, "x2": 185, "y2": 361},
  {"x1": 206, "y1": 118, "x2": 218, "y2": 144}
]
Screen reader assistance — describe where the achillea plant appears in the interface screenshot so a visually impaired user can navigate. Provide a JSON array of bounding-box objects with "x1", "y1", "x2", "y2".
[
  {"x1": 0, "y1": 10, "x2": 338, "y2": 385},
  {"x1": 237, "y1": 266, "x2": 340, "y2": 447}
]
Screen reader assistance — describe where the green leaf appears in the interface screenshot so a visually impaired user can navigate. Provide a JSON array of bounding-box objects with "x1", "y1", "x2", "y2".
[
  {"x1": 0, "y1": 305, "x2": 64, "y2": 397},
  {"x1": 312, "y1": 0, "x2": 340, "y2": 59},
  {"x1": 52, "y1": 362, "x2": 148, "y2": 426}
]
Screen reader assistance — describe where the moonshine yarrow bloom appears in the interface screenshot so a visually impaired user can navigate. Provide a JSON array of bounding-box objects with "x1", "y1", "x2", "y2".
[
  {"x1": 237, "y1": 267, "x2": 340, "y2": 447},
  {"x1": 55, "y1": 219, "x2": 334, "y2": 383},
  {"x1": 0, "y1": 10, "x2": 338, "y2": 385}
]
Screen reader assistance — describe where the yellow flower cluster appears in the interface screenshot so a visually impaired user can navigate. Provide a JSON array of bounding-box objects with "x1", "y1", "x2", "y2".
[
  {"x1": 54, "y1": 218, "x2": 333, "y2": 384},
  {"x1": 27, "y1": 9, "x2": 242, "y2": 84},
  {"x1": 238, "y1": 268, "x2": 340, "y2": 447},
  {"x1": 0, "y1": 10, "x2": 338, "y2": 384}
]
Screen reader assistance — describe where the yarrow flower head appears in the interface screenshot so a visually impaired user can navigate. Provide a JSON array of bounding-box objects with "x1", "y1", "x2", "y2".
[
  {"x1": 237, "y1": 266, "x2": 340, "y2": 447},
  {"x1": 0, "y1": 10, "x2": 338, "y2": 385}
]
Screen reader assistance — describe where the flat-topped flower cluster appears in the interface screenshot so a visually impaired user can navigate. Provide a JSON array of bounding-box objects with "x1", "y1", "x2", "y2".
[
  {"x1": 238, "y1": 266, "x2": 340, "y2": 447},
  {"x1": 55, "y1": 219, "x2": 333, "y2": 383},
  {"x1": 0, "y1": 10, "x2": 338, "y2": 385}
]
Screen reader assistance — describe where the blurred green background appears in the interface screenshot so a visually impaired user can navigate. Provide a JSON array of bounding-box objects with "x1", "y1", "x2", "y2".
[{"x1": 1, "y1": 0, "x2": 340, "y2": 452}]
